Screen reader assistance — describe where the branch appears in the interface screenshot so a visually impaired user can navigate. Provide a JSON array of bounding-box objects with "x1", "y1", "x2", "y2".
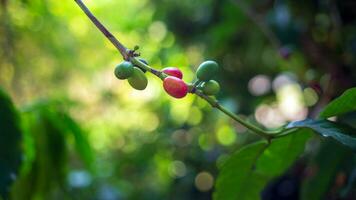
[
  {"x1": 194, "y1": 90, "x2": 272, "y2": 140},
  {"x1": 74, "y1": 0, "x2": 128, "y2": 60},
  {"x1": 74, "y1": 0, "x2": 276, "y2": 141}
]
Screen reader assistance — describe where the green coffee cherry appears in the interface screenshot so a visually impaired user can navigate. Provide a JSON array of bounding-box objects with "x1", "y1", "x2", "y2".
[
  {"x1": 196, "y1": 60, "x2": 219, "y2": 81},
  {"x1": 115, "y1": 61, "x2": 134, "y2": 79},
  {"x1": 128, "y1": 67, "x2": 148, "y2": 90},
  {"x1": 201, "y1": 80, "x2": 220, "y2": 95}
]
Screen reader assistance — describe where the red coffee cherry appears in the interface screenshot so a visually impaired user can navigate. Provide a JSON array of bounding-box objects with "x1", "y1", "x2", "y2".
[
  {"x1": 162, "y1": 67, "x2": 183, "y2": 79},
  {"x1": 163, "y1": 76, "x2": 188, "y2": 98}
]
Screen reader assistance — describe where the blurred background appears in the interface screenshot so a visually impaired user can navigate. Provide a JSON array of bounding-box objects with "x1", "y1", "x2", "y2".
[{"x1": 0, "y1": 0, "x2": 356, "y2": 199}]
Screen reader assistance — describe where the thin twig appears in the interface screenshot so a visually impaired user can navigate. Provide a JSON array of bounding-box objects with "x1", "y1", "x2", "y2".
[
  {"x1": 74, "y1": 0, "x2": 129, "y2": 60},
  {"x1": 194, "y1": 90, "x2": 272, "y2": 139}
]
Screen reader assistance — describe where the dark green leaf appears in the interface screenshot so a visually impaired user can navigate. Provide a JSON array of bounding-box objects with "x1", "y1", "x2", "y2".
[
  {"x1": 319, "y1": 87, "x2": 356, "y2": 119},
  {"x1": 214, "y1": 141, "x2": 269, "y2": 200},
  {"x1": 0, "y1": 89, "x2": 23, "y2": 198},
  {"x1": 287, "y1": 119, "x2": 356, "y2": 151},
  {"x1": 11, "y1": 106, "x2": 68, "y2": 199},
  {"x1": 257, "y1": 129, "x2": 312, "y2": 176},
  {"x1": 22, "y1": 101, "x2": 93, "y2": 168}
]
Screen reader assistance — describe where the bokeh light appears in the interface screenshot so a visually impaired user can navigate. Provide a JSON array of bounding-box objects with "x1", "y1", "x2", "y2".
[
  {"x1": 216, "y1": 125, "x2": 237, "y2": 146},
  {"x1": 255, "y1": 104, "x2": 285, "y2": 129},
  {"x1": 277, "y1": 84, "x2": 308, "y2": 121},
  {"x1": 303, "y1": 87, "x2": 319, "y2": 106},
  {"x1": 169, "y1": 160, "x2": 187, "y2": 178},
  {"x1": 248, "y1": 75, "x2": 271, "y2": 96},
  {"x1": 149, "y1": 21, "x2": 167, "y2": 42},
  {"x1": 272, "y1": 73, "x2": 297, "y2": 92},
  {"x1": 195, "y1": 171, "x2": 214, "y2": 192}
]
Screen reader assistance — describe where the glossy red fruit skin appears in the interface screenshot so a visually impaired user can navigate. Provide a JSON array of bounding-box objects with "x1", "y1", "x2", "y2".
[
  {"x1": 163, "y1": 76, "x2": 188, "y2": 98},
  {"x1": 162, "y1": 67, "x2": 183, "y2": 79}
]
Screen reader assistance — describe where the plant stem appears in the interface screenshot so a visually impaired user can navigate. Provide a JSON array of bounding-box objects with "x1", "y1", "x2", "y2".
[
  {"x1": 74, "y1": 0, "x2": 128, "y2": 59},
  {"x1": 272, "y1": 128, "x2": 298, "y2": 138},
  {"x1": 130, "y1": 57, "x2": 168, "y2": 80},
  {"x1": 74, "y1": 0, "x2": 167, "y2": 80},
  {"x1": 193, "y1": 90, "x2": 272, "y2": 140},
  {"x1": 74, "y1": 0, "x2": 278, "y2": 141}
]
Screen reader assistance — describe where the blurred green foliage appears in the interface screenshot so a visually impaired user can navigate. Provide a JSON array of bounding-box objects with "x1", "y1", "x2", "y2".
[
  {"x1": 0, "y1": 0, "x2": 356, "y2": 199},
  {"x1": 0, "y1": 89, "x2": 22, "y2": 198}
]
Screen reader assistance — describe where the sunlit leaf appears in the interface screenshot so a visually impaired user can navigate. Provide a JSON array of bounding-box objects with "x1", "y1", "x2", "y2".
[
  {"x1": 214, "y1": 129, "x2": 313, "y2": 200},
  {"x1": 319, "y1": 87, "x2": 356, "y2": 119},
  {"x1": 257, "y1": 129, "x2": 312, "y2": 176},
  {"x1": 0, "y1": 89, "x2": 22, "y2": 198},
  {"x1": 287, "y1": 119, "x2": 356, "y2": 151}
]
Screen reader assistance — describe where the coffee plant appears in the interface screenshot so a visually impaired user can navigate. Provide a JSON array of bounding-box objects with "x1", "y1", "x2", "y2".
[
  {"x1": 1, "y1": 0, "x2": 355, "y2": 199},
  {"x1": 73, "y1": 0, "x2": 356, "y2": 199}
]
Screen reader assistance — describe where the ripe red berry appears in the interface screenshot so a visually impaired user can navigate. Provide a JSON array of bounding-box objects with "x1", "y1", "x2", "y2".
[
  {"x1": 162, "y1": 67, "x2": 183, "y2": 79},
  {"x1": 163, "y1": 76, "x2": 188, "y2": 98}
]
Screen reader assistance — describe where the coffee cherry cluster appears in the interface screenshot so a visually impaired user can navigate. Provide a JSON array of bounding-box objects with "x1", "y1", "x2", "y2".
[
  {"x1": 114, "y1": 59, "x2": 220, "y2": 99},
  {"x1": 162, "y1": 67, "x2": 188, "y2": 98},
  {"x1": 195, "y1": 61, "x2": 220, "y2": 96},
  {"x1": 114, "y1": 60, "x2": 148, "y2": 90}
]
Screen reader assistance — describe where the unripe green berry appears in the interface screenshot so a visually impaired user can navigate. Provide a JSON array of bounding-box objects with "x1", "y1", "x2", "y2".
[
  {"x1": 115, "y1": 61, "x2": 134, "y2": 79},
  {"x1": 201, "y1": 80, "x2": 220, "y2": 95},
  {"x1": 196, "y1": 60, "x2": 219, "y2": 81},
  {"x1": 128, "y1": 67, "x2": 148, "y2": 90}
]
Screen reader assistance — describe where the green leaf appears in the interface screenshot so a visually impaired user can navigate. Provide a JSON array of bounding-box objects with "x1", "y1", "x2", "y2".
[
  {"x1": 0, "y1": 89, "x2": 23, "y2": 198},
  {"x1": 214, "y1": 129, "x2": 312, "y2": 200},
  {"x1": 287, "y1": 119, "x2": 356, "y2": 151},
  {"x1": 61, "y1": 113, "x2": 94, "y2": 170},
  {"x1": 11, "y1": 107, "x2": 68, "y2": 199},
  {"x1": 22, "y1": 101, "x2": 93, "y2": 169},
  {"x1": 214, "y1": 141, "x2": 269, "y2": 200},
  {"x1": 319, "y1": 87, "x2": 356, "y2": 119},
  {"x1": 256, "y1": 129, "x2": 312, "y2": 176}
]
